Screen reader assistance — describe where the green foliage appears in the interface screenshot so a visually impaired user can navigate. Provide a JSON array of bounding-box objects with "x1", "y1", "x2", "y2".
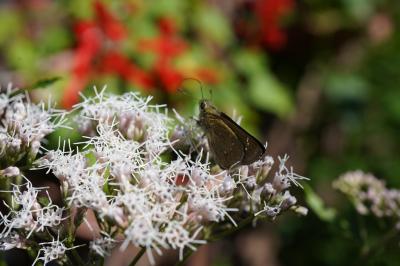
[
  {"x1": 37, "y1": 196, "x2": 50, "y2": 207},
  {"x1": 1, "y1": 0, "x2": 400, "y2": 265},
  {"x1": 233, "y1": 51, "x2": 294, "y2": 117},
  {"x1": 29, "y1": 77, "x2": 62, "y2": 90},
  {"x1": 0, "y1": 9, "x2": 21, "y2": 43},
  {"x1": 193, "y1": 5, "x2": 234, "y2": 46},
  {"x1": 304, "y1": 184, "x2": 336, "y2": 222}
]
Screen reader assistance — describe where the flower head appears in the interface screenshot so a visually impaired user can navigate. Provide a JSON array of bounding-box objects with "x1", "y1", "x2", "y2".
[
  {"x1": 32, "y1": 88, "x2": 307, "y2": 265},
  {"x1": 334, "y1": 171, "x2": 400, "y2": 219}
]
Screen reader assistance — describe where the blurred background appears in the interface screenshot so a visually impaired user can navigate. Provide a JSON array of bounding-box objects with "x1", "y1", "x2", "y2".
[{"x1": 1, "y1": 0, "x2": 400, "y2": 265}]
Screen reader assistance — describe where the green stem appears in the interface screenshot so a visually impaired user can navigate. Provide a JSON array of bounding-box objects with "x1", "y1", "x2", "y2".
[
  {"x1": 65, "y1": 254, "x2": 75, "y2": 266},
  {"x1": 129, "y1": 247, "x2": 146, "y2": 266},
  {"x1": 208, "y1": 215, "x2": 254, "y2": 241},
  {"x1": 360, "y1": 226, "x2": 398, "y2": 260},
  {"x1": 174, "y1": 215, "x2": 255, "y2": 266},
  {"x1": 70, "y1": 248, "x2": 86, "y2": 266}
]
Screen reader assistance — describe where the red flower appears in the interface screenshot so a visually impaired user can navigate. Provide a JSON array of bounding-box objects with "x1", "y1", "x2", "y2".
[
  {"x1": 73, "y1": 21, "x2": 101, "y2": 78},
  {"x1": 158, "y1": 17, "x2": 178, "y2": 35},
  {"x1": 138, "y1": 18, "x2": 187, "y2": 60},
  {"x1": 62, "y1": 1, "x2": 150, "y2": 109},
  {"x1": 233, "y1": 0, "x2": 294, "y2": 50},
  {"x1": 62, "y1": 21, "x2": 101, "y2": 109},
  {"x1": 62, "y1": 75, "x2": 89, "y2": 109},
  {"x1": 153, "y1": 59, "x2": 184, "y2": 93},
  {"x1": 101, "y1": 51, "x2": 154, "y2": 89},
  {"x1": 94, "y1": 0, "x2": 127, "y2": 41},
  {"x1": 255, "y1": 0, "x2": 294, "y2": 50},
  {"x1": 137, "y1": 17, "x2": 188, "y2": 92}
]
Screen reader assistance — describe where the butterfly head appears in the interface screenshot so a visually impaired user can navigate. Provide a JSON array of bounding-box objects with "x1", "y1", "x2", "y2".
[{"x1": 199, "y1": 99, "x2": 218, "y2": 115}]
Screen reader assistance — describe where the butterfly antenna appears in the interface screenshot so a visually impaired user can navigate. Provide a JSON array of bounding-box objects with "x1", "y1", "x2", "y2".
[
  {"x1": 181, "y1": 77, "x2": 205, "y2": 99},
  {"x1": 177, "y1": 87, "x2": 189, "y2": 96}
]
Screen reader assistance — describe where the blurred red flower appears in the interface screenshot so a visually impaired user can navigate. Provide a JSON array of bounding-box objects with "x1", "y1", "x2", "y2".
[
  {"x1": 62, "y1": 21, "x2": 101, "y2": 108},
  {"x1": 93, "y1": 0, "x2": 127, "y2": 41},
  {"x1": 138, "y1": 17, "x2": 188, "y2": 92},
  {"x1": 234, "y1": 0, "x2": 294, "y2": 50},
  {"x1": 62, "y1": 1, "x2": 148, "y2": 108},
  {"x1": 63, "y1": 3, "x2": 219, "y2": 108},
  {"x1": 100, "y1": 51, "x2": 154, "y2": 89},
  {"x1": 255, "y1": 0, "x2": 294, "y2": 50}
]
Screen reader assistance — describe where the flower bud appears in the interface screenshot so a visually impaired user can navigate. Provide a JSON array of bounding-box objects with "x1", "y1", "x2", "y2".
[{"x1": 0, "y1": 166, "x2": 20, "y2": 178}]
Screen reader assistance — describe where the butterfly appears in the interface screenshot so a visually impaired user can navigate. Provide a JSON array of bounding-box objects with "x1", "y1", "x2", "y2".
[{"x1": 198, "y1": 99, "x2": 265, "y2": 169}]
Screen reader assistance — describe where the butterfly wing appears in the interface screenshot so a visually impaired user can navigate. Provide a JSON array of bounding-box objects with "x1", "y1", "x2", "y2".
[
  {"x1": 202, "y1": 114, "x2": 244, "y2": 169},
  {"x1": 219, "y1": 112, "x2": 265, "y2": 165}
]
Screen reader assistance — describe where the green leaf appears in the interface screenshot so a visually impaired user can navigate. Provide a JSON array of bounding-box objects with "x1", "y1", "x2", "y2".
[
  {"x1": 324, "y1": 72, "x2": 369, "y2": 102},
  {"x1": 0, "y1": 9, "x2": 21, "y2": 44},
  {"x1": 10, "y1": 77, "x2": 62, "y2": 97},
  {"x1": 233, "y1": 50, "x2": 267, "y2": 75},
  {"x1": 37, "y1": 196, "x2": 50, "y2": 207},
  {"x1": 304, "y1": 184, "x2": 337, "y2": 222},
  {"x1": 29, "y1": 77, "x2": 62, "y2": 90},
  {"x1": 7, "y1": 38, "x2": 38, "y2": 72},
  {"x1": 233, "y1": 51, "x2": 293, "y2": 117},
  {"x1": 66, "y1": 0, "x2": 93, "y2": 19},
  {"x1": 149, "y1": 0, "x2": 187, "y2": 17},
  {"x1": 194, "y1": 5, "x2": 233, "y2": 46},
  {"x1": 39, "y1": 27, "x2": 72, "y2": 55},
  {"x1": 248, "y1": 74, "x2": 294, "y2": 117},
  {"x1": 341, "y1": 0, "x2": 374, "y2": 22}
]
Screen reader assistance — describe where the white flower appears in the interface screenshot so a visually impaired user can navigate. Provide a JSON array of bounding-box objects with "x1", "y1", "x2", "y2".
[
  {"x1": 121, "y1": 216, "x2": 165, "y2": 265},
  {"x1": 90, "y1": 234, "x2": 117, "y2": 257},
  {"x1": 1, "y1": 208, "x2": 36, "y2": 237},
  {"x1": 255, "y1": 202, "x2": 281, "y2": 218},
  {"x1": 28, "y1": 87, "x2": 308, "y2": 265},
  {"x1": 218, "y1": 174, "x2": 236, "y2": 196},
  {"x1": 334, "y1": 171, "x2": 400, "y2": 220},
  {"x1": 187, "y1": 190, "x2": 238, "y2": 225},
  {"x1": 36, "y1": 147, "x2": 109, "y2": 211},
  {"x1": 32, "y1": 236, "x2": 77, "y2": 266},
  {"x1": 273, "y1": 155, "x2": 309, "y2": 191},
  {"x1": 0, "y1": 166, "x2": 20, "y2": 178},
  {"x1": 0, "y1": 231, "x2": 25, "y2": 251},
  {"x1": 35, "y1": 205, "x2": 64, "y2": 232},
  {"x1": 280, "y1": 191, "x2": 297, "y2": 210},
  {"x1": 162, "y1": 222, "x2": 206, "y2": 260},
  {"x1": 0, "y1": 84, "x2": 66, "y2": 161},
  {"x1": 75, "y1": 86, "x2": 171, "y2": 151},
  {"x1": 0, "y1": 180, "x2": 65, "y2": 239}
]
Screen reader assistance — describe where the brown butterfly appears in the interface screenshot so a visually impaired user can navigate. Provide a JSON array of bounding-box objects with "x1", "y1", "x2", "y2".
[{"x1": 198, "y1": 99, "x2": 265, "y2": 169}]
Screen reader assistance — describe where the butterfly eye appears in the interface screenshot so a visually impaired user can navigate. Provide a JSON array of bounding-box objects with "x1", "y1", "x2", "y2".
[{"x1": 200, "y1": 101, "x2": 206, "y2": 109}]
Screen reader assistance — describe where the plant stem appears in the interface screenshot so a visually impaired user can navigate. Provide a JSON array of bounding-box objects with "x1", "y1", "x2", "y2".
[
  {"x1": 174, "y1": 215, "x2": 255, "y2": 266},
  {"x1": 129, "y1": 247, "x2": 146, "y2": 266},
  {"x1": 208, "y1": 215, "x2": 254, "y2": 241},
  {"x1": 360, "y1": 226, "x2": 398, "y2": 260},
  {"x1": 70, "y1": 248, "x2": 86, "y2": 266}
]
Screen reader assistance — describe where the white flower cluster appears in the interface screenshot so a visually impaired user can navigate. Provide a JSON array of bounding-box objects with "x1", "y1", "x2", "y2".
[
  {"x1": 334, "y1": 170, "x2": 400, "y2": 222},
  {"x1": 0, "y1": 179, "x2": 64, "y2": 249},
  {"x1": 236, "y1": 154, "x2": 308, "y2": 219},
  {"x1": 33, "y1": 235, "x2": 79, "y2": 266},
  {"x1": 1, "y1": 87, "x2": 308, "y2": 265},
  {"x1": 37, "y1": 89, "x2": 233, "y2": 263},
  {"x1": 0, "y1": 84, "x2": 72, "y2": 265},
  {"x1": 0, "y1": 84, "x2": 66, "y2": 165}
]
